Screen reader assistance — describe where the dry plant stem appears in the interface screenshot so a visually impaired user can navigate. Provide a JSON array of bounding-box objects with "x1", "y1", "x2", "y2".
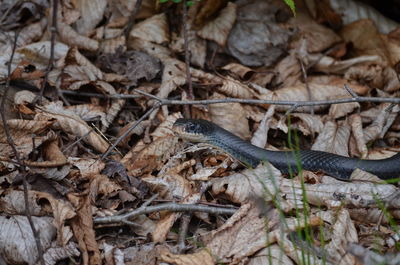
[
  {"x1": 0, "y1": 32, "x2": 45, "y2": 265},
  {"x1": 60, "y1": 89, "x2": 141, "y2": 99},
  {"x1": 177, "y1": 182, "x2": 210, "y2": 253},
  {"x1": 37, "y1": 0, "x2": 58, "y2": 103},
  {"x1": 343, "y1": 84, "x2": 358, "y2": 98},
  {"x1": 178, "y1": 214, "x2": 191, "y2": 252},
  {"x1": 298, "y1": 58, "x2": 314, "y2": 115},
  {"x1": 132, "y1": 90, "x2": 400, "y2": 106},
  {"x1": 94, "y1": 203, "x2": 236, "y2": 224},
  {"x1": 123, "y1": 0, "x2": 143, "y2": 40},
  {"x1": 182, "y1": 0, "x2": 193, "y2": 118},
  {"x1": 100, "y1": 103, "x2": 161, "y2": 160}
]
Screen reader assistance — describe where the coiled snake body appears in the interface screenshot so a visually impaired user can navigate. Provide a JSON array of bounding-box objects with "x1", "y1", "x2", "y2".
[{"x1": 173, "y1": 119, "x2": 400, "y2": 181}]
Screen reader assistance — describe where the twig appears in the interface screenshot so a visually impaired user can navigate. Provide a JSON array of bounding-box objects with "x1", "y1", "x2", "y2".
[
  {"x1": 143, "y1": 93, "x2": 400, "y2": 106},
  {"x1": 60, "y1": 89, "x2": 141, "y2": 99},
  {"x1": 36, "y1": 0, "x2": 58, "y2": 104},
  {"x1": 177, "y1": 182, "x2": 211, "y2": 253},
  {"x1": 94, "y1": 202, "x2": 236, "y2": 224},
  {"x1": 0, "y1": 31, "x2": 45, "y2": 265},
  {"x1": 123, "y1": 0, "x2": 143, "y2": 40},
  {"x1": 100, "y1": 102, "x2": 161, "y2": 160},
  {"x1": 182, "y1": 0, "x2": 193, "y2": 118},
  {"x1": 298, "y1": 58, "x2": 314, "y2": 115},
  {"x1": 343, "y1": 84, "x2": 358, "y2": 98}
]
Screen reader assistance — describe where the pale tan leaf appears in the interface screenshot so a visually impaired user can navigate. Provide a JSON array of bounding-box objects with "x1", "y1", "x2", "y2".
[
  {"x1": 340, "y1": 19, "x2": 391, "y2": 65},
  {"x1": 0, "y1": 121, "x2": 55, "y2": 159},
  {"x1": 0, "y1": 190, "x2": 42, "y2": 215},
  {"x1": 296, "y1": 113, "x2": 324, "y2": 135},
  {"x1": 70, "y1": 195, "x2": 101, "y2": 265},
  {"x1": 363, "y1": 104, "x2": 400, "y2": 142},
  {"x1": 156, "y1": 58, "x2": 187, "y2": 99},
  {"x1": 329, "y1": 0, "x2": 399, "y2": 34},
  {"x1": 35, "y1": 191, "x2": 76, "y2": 245},
  {"x1": 218, "y1": 76, "x2": 257, "y2": 99},
  {"x1": 325, "y1": 209, "x2": 358, "y2": 265},
  {"x1": 43, "y1": 241, "x2": 80, "y2": 265},
  {"x1": 328, "y1": 101, "x2": 360, "y2": 119},
  {"x1": 203, "y1": 203, "x2": 274, "y2": 264},
  {"x1": 260, "y1": 83, "x2": 349, "y2": 112},
  {"x1": 211, "y1": 165, "x2": 282, "y2": 204},
  {"x1": 171, "y1": 29, "x2": 206, "y2": 68},
  {"x1": 197, "y1": 2, "x2": 237, "y2": 46},
  {"x1": 75, "y1": 0, "x2": 107, "y2": 35},
  {"x1": 57, "y1": 10, "x2": 99, "y2": 51},
  {"x1": 25, "y1": 138, "x2": 68, "y2": 167},
  {"x1": 282, "y1": 180, "x2": 398, "y2": 208},
  {"x1": 349, "y1": 114, "x2": 368, "y2": 158},
  {"x1": 247, "y1": 245, "x2": 294, "y2": 265},
  {"x1": 122, "y1": 113, "x2": 183, "y2": 176},
  {"x1": 209, "y1": 92, "x2": 251, "y2": 140},
  {"x1": 289, "y1": 13, "x2": 341, "y2": 53},
  {"x1": 0, "y1": 216, "x2": 55, "y2": 265},
  {"x1": 68, "y1": 157, "x2": 105, "y2": 178},
  {"x1": 130, "y1": 13, "x2": 169, "y2": 44},
  {"x1": 273, "y1": 54, "x2": 302, "y2": 87},
  {"x1": 160, "y1": 248, "x2": 214, "y2": 265},
  {"x1": 39, "y1": 102, "x2": 109, "y2": 153},
  {"x1": 152, "y1": 212, "x2": 178, "y2": 243},
  {"x1": 89, "y1": 175, "x2": 122, "y2": 201},
  {"x1": 251, "y1": 106, "x2": 275, "y2": 148},
  {"x1": 312, "y1": 120, "x2": 350, "y2": 156},
  {"x1": 311, "y1": 54, "x2": 381, "y2": 74},
  {"x1": 222, "y1": 63, "x2": 255, "y2": 80}
]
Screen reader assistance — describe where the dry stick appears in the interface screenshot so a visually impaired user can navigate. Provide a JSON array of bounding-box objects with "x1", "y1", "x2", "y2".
[
  {"x1": 133, "y1": 90, "x2": 400, "y2": 106},
  {"x1": 0, "y1": 31, "x2": 45, "y2": 265},
  {"x1": 102, "y1": 88, "x2": 400, "y2": 160},
  {"x1": 123, "y1": 0, "x2": 143, "y2": 40},
  {"x1": 94, "y1": 203, "x2": 236, "y2": 224},
  {"x1": 37, "y1": 0, "x2": 58, "y2": 104},
  {"x1": 298, "y1": 58, "x2": 314, "y2": 115},
  {"x1": 60, "y1": 89, "x2": 141, "y2": 99},
  {"x1": 178, "y1": 182, "x2": 210, "y2": 253},
  {"x1": 182, "y1": 0, "x2": 193, "y2": 118},
  {"x1": 100, "y1": 102, "x2": 161, "y2": 160}
]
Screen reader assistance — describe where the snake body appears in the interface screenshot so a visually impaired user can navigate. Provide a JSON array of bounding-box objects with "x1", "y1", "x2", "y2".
[{"x1": 173, "y1": 119, "x2": 400, "y2": 180}]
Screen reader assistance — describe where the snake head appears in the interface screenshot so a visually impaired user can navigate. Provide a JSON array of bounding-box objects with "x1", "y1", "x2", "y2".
[{"x1": 173, "y1": 118, "x2": 214, "y2": 142}]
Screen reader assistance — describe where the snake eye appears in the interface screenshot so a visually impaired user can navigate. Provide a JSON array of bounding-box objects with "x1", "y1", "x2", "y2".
[{"x1": 186, "y1": 122, "x2": 198, "y2": 132}]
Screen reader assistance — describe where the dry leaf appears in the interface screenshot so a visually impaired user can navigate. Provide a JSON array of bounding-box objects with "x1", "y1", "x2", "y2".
[
  {"x1": 0, "y1": 216, "x2": 56, "y2": 265},
  {"x1": 130, "y1": 13, "x2": 169, "y2": 44},
  {"x1": 289, "y1": 13, "x2": 341, "y2": 53},
  {"x1": 160, "y1": 248, "x2": 214, "y2": 265},
  {"x1": 209, "y1": 92, "x2": 251, "y2": 140},
  {"x1": 197, "y1": 2, "x2": 237, "y2": 46},
  {"x1": 75, "y1": 0, "x2": 107, "y2": 35},
  {"x1": 38, "y1": 102, "x2": 109, "y2": 153},
  {"x1": 312, "y1": 120, "x2": 350, "y2": 156},
  {"x1": 211, "y1": 165, "x2": 282, "y2": 204}
]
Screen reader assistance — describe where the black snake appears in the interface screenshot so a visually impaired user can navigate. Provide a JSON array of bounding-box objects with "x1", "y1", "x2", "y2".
[{"x1": 173, "y1": 118, "x2": 400, "y2": 181}]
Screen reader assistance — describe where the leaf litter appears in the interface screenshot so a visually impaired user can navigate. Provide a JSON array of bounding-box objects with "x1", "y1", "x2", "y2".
[{"x1": 0, "y1": 0, "x2": 400, "y2": 264}]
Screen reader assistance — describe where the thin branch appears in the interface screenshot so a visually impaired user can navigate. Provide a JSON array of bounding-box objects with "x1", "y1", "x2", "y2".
[
  {"x1": 37, "y1": 0, "x2": 58, "y2": 104},
  {"x1": 0, "y1": 31, "x2": 45, "y2": 265},
  {"x1": 100, "y1": 103, "x2": 161, "y2": 160},
  {"x1": 151, "y1": 94, "x2": 400, "y2": 107},
  {"x1": 182, "y1": 0, "x2": 193, "y2": 118},
  {"x1": 123, "y1": 0, "x2": 143, "y2": 40},
  {"x1": 94, "y1": 202, "x2": 237, "y2": 224},
  {"x1": 343, "y1": 84, "x2": 358, "y2": 99},
  {"x1": 298, "y1": 57, "x2": 314, "y2": 115},
  {"x1": 60, "y1": 89, "x2": 141, "y2": 99}
]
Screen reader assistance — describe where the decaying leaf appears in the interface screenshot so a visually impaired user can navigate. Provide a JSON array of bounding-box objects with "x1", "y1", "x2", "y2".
[{"x1": 197, "y1": 2, "x2": 237, "y2": 46}]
